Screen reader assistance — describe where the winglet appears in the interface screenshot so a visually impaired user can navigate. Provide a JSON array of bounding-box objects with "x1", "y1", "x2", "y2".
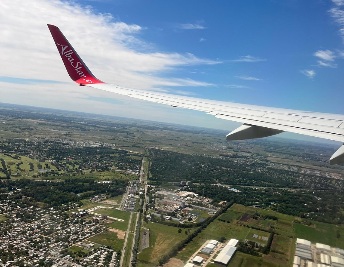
[{"x1": 47, "y1": 24, "x2": 103, "y2": 85}]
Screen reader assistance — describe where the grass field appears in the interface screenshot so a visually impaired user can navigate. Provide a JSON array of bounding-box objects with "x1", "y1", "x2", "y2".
[
  {"x1": 96, "y1": 208, "x2": 131, "y2": 221},
  {"x1": 89, "y1": 230, "x2": 124, "y2": 252},
  {"x1": 175, "y1": 204, "x2": 296, "y2": 266},
  {"x1": 0, "y1": 153, "x2": 57, "y2": 179},
  {"x1": 294, "y1": 220, "x2": 344, "y2": 248},
  {"x1": 229, "y1": 251, "x2": 279, "y2": 267},
  {"x1": 137, "y1": 222, "x2": 196, "y2": 266}
]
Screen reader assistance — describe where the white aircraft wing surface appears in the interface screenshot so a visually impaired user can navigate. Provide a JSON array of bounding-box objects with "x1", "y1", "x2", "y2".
[{"x1": 47, "y1": 24, "x2": 344, "y2": 164}]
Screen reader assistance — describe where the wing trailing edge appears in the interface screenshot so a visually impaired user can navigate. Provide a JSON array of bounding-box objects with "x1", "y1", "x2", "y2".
[{"x1": 47, "y1": 24, "x2": 344, "y2": 165}]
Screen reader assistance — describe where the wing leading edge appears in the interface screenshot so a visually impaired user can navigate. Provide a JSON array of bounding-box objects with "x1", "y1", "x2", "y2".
[{"x1": 47, "y1": 24, "x2": 344, "y2": 165}]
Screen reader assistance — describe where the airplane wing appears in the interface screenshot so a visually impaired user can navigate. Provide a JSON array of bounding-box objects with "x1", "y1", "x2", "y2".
[{"x1": 47, "y1": 24, "x2": 344, "y2": 165}]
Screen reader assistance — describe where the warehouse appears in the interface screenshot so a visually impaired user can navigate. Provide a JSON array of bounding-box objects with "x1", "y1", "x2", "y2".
[
  {"x1": 296, "y1": 238, "x2": 311, "y2": 249},
  {"x1": 331, "y1": 256, "x2": 344, "y2": 267},
  {"x1": 214, "y1": 239, "x2": 238, "y2": 265},
  {"x1": 192, "y1": 256, "x2": 203, "y2": 265},
  {"x1": 316, "y1": 243, "x2": 331, "y2": 252}
]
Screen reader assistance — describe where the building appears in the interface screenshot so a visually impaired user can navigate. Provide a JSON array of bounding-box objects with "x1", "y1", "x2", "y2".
[
  {"x1": 296, "y1": 238, "x2": 311, "y2": 249},
  {"x1": 214, "y1": 239, "x2": 238, "y2": 265},
  {"x1": 192, "y1": 256, "x2": 203, "y2": 265},
  {"x1": 331, "y1": 256, "x2": 344, "y2": 267},
  {"x1": 295, "y1": 238, "x2": 312, "y2": 260},
  {"x1": 319, "y1": 253, "x2": 330, "y2": 265},
  {"x1": 201, "y1": 240, "x2": 218, "y2": 255},
  {"x1": 184, "y1": 263, "x2": 194, "y2": 267},
  {"x1": 316, "y1": 243, "x2": 331, "y2": 252}
]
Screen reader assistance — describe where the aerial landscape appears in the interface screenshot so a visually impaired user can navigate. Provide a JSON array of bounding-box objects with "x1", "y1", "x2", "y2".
[
  {"x1": 1, "y1": 0, "x2": 344, "y2": 267},
  {"x1": 0, "y1": 103, "x2": 344, "y2": 267}
]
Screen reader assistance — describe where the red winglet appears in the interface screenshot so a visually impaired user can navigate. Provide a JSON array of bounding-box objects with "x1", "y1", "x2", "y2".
[{"x1": 47, "y1": 24, "x2": 103, "y2": 85}]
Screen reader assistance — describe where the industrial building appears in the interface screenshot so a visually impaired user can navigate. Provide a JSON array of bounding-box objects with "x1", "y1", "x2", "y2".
[
  {"x1": 192, "y1": 255, "x2": 204, "y2": 265},
  {"x1": 214, "y1": 239, "x2": 238, "y2": 265},
  {"x1": 295, "y1": 238, "x2": 313, "y2": 261},
  {"x1": 201, "y1": 240, "x2": 218, "y2": 255},
  {"x1": 331, "y1": 256, "x2": 344, "y2": 267},
  {"x1": 293, "y1": 238, "x2": 344, "y2": 267}
]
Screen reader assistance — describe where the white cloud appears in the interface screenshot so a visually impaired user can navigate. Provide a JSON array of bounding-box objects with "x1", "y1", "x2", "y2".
[
  {"x1": 226, "y1": 84, "x2": 250, "y2": 89},
  {"x1": 329, "y1": 1, "x2": 344, "y2": 42},
  {"x1": 317, "y1": 60, "x2": 337, "y2": 68},
  {"x1": 231, "y1": 55, "x2": 266, "y2": 63},
  {"x1": 235, "y1": 75, "x2": 261, "y2": 81},
  {"x1": 314, "y1": 50, "x2": 337, "y2": 68},
  {"x1": 0, "y1": 0, "x2": 228, "y2": 129},
  {"x1": 179, "y1": 23, "x2": 206, "y2": 30},
  {"x1": 301, "y1": 69, "x2": 316, "y2": 79},
  {"x1": 0, "y1": 0, "x2": 218, "y2": 89},
  {"x1": 314, "y1": 50, "x2": 335, "y2": 61},
  {"x1": 332, "y1": 0, "x2": 344, "y2": 6},
  {"x1": 0, "y1": 0, "x2": 221, "y2": 111}
]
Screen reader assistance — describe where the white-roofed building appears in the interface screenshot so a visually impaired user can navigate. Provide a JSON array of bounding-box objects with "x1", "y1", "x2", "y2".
[
  {"x1": 316, "y1": 243, "x2": 331, "y2": 252},
  {"x1": 319, "y1": 253, "x2": 330, "y2": 265},
  {"x1": 214, "y1": 247, "x2": 237, "y2": 265},
  {"x1": 331, "y1": 256, "x2": 344, "y2": 267},
  {"x1": 227, "y1": 238, "x2": 239, "y2": 247},
  {"x1": 205, "y1": 243, "x2": 216, "y2": 250},
  {"x1": 334, "y1": 248, "x2": 344, "y2": 256},
  {"x1": 192, "y1": 256, "x2": 203, "y2": 264},
  {"x1": 306, "y1": 262, "x2": 315, "y2": 267},
  {"x1": 208, "y1": 239, "x2": 219, "y2": 246},
  {"x1": 214, "y1": 239, "x2": 238, "y2": 265},
  {"x1": 293, "y1": 256, "x2": 301, "y2": 265},
  {"x1": 201, "y1": 243, "x2": 216, "y2": 255},
  {"x1": 296, "y1": 238, "x2": 311, "y2": 247},
  {"x1": 184, "y1": 263, "x2": 194, "y2": 267}
]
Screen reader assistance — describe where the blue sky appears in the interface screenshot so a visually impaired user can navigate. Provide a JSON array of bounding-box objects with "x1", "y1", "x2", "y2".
[
  {"x1": 0, "y1": 0, "x2": 344, "y2": 137},
  {"x1": 77, "y1": 0, "x2": 344, "y2": 114}
]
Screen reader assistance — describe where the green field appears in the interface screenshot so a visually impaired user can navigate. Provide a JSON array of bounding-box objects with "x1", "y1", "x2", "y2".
[
  {"x1": 0, "y1": 153, "x2": 57, "y2": 179},
  {"x1": 89, "y1": 230, "x2": 124, "y2": 252},
  {"x1": 175, "y1": 204, "x2": 296, "y2": 266},
  {"x1": 96, "y1": 208, "x2": 131, "y2": 221},
  {"x1": 294, "y1": 220, "x2": 344, "y2": 248},
  {"x1": 137, "y1": 222, "x2": 196, "y2": 266}
]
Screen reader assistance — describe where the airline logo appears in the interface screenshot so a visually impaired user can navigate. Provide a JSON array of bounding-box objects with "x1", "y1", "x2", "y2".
[{"x1": 56, "y1": 43, "x2": 88, "y2": 80}]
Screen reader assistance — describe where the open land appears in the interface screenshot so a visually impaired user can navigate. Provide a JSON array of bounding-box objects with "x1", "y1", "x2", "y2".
[{"x1": 1, "y1": 103, "x2": 344, "y2": 267}]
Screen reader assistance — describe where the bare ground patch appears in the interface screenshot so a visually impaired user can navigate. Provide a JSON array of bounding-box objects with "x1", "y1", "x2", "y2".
[
  {"x1": 163, "y1": 258, "x2": 184, "y2": 267},
  {"x1": 109, "y1": 228, "x2": 126, "y2": 239}
]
